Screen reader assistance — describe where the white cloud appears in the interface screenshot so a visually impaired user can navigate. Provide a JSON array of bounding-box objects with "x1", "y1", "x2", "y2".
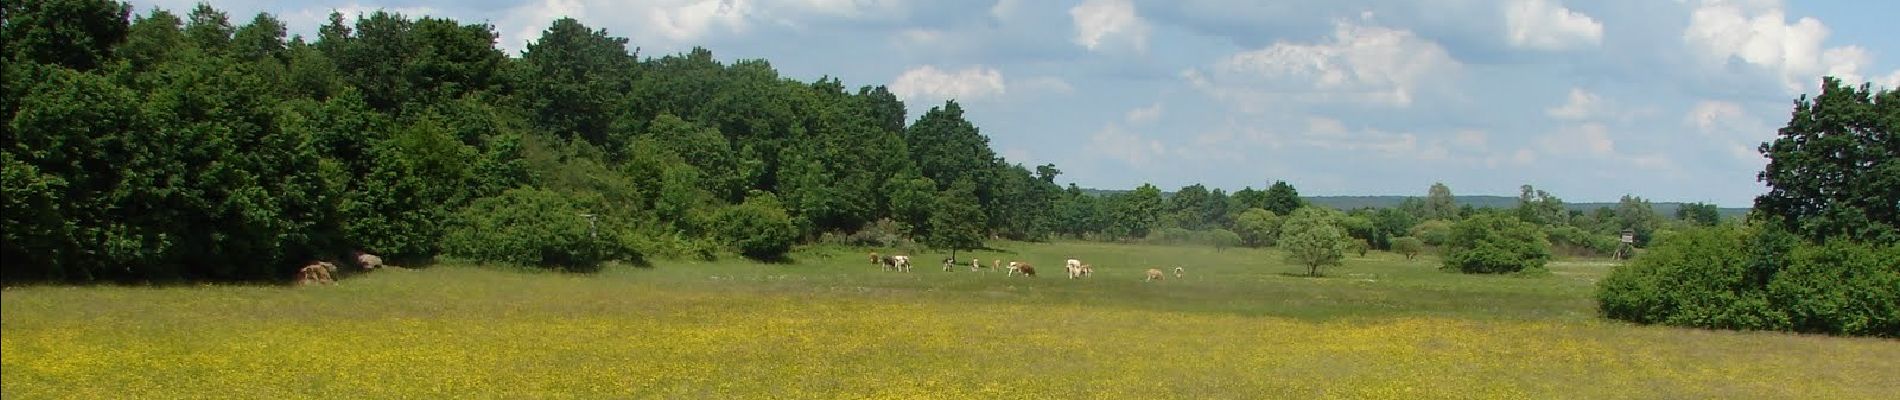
[
  {"x1": 1069, "y1": 0, "x2": 1149, "y2": 53},
  {"x1": 1504, "y1": 0, "x2": 1603, "y2": 51},
  {"x1": 1086, "y1": 124, "x2": 1167, "y2": 167},
  {"x1": 1683, "y1": 0, "x2": 1871, "y2": 93},
  {"x1": 1686, "y1": 100, "x2": 1747, "y2": 135},
  {"x1": 1125, "y1": 103, "x2": 1164, "y2": 124},
  {"x1": 1546, "y1": 87, "x2": 1604, "y2": 120},
  {"x1": 650, "y1": 0, "x2": 753, "y2": 42},
  {"x1": 889, "y1": 65, "x2": 1008, "y2": 102},
  {"x1": 1184, "y1": 20, "x2": 1460, "y2": 109},
  {"x1": 1487, "y1": 148, "x2": 1538, "y2": 168},
  {"x1": 1014, "y1": 76, "x2": 1076, "y2": 96},
  {"x1": 1878, "y1": 70, "x2": 1900, "y2": 90},
  {"x1": 1686, "y1": 100, "x2": 1771, "y2": 163}
]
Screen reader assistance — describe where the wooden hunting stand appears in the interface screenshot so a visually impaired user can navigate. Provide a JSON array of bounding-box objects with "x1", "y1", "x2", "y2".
[{"x1": 1612, "y1": 229, "x2": 1636, "y2": 260}]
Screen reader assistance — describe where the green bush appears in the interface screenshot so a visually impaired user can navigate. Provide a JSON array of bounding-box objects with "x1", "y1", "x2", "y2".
[
  {"x1": 1410, "y1": 220, "x2": 1453, "y2": 246},
  {"x1": 1391, "y1": 236, "x2": 1424, "y2": 260},
  {"x1": 1595, "y1": 226, "x2": 1784, "y2": 329},
  {"x1": 1768, "y1": 240, "x2": 1900, "y2": 336},
  {"x1": 1442, "y1": 214, "x2": 1550, "y2": 274},
  {"x1": 1545, "y1": 225, "x2": 1618, "y2": 257},
  {"x1": 1596, "y1": 225, "x2": 1899, "y2": 337},
  {"x1": 1281, "y1": 208, "x2": 1349, "y2": 276},
  {"x1": 718, "y1": 192, "x2": 798, "y2": 261},
  {"x1": 442, "y1": 188, "x2": 610, "y2": 272},
  {"x1": 1208, "y1": 229, "x2": 1242, "y2": 252}
]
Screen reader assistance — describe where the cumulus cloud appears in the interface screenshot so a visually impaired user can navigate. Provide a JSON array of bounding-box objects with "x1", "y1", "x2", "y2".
[
  {"x1": 888, "y1": 65, "x2": 1008, "y2": 102},
  {"x1": 1069, "y1": 0, "x2": 1149, "y2": 53},
  {"x1": 1125, "y1": 103, "x2": 1164, "y2": 124},
  {"x1": 1086, "y1": 124, "x2": 1167, "y2": 167},
  {"x1": 1683, "y1": 0, "x2": 1872, "y2": 93},
  {"x1": 1183, "y1": 19, "x2": 1460, "y2": 109},
  {"x1": 1546, "y1": 88, "x2": 1604, "y2": 120},
  {"x1": 1686, "y1": 100, "x2": 1770, "y2": 163},
  {"x1": 1504, "y1": 0, "x2": 1603, "y2": 51}
]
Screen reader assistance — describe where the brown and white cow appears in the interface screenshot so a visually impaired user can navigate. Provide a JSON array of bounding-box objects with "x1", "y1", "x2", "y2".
[
  {"x1": 1174, "y1": 266, "x2": 1185, "y2": 279},
  {"x1": 1007, "y1": 262, "x2": 1036, "y2": 277},
  {"x1": 298, "y1": 261, "x2": 338, "y2": 285}
]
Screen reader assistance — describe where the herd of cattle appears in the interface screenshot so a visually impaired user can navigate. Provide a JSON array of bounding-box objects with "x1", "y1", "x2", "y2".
[
  {"x1": 296, "y1": 250, "x2": 388, "y2": 286},
  {"x1": 869, "y1": 252, "x2": 1184, "y2": 282},
  {"x1": 300, "y1": 250, "x2": 1185, "y2": 285}
]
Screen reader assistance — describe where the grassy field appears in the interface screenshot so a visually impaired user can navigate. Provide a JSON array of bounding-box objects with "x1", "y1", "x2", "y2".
[{"x1": 5, "y1": 241, "x2": 1898, "y2": 399}]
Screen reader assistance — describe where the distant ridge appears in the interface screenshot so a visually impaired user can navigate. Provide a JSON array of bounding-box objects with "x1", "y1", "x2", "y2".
[{"x1": 1076, "y1": 189, "x2": 1750, "y2": 218}]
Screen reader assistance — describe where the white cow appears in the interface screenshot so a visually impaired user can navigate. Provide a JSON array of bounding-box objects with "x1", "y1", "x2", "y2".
[
  {"x1": 1174, "y1": 266, "x2": 1185, "y2": 279},
  {"x1": 1065, "y1": 259, "x2": 1086, "y2": 279},
  {"x1": 893, "y1": 255, "x2": 912, "y2": 272}
]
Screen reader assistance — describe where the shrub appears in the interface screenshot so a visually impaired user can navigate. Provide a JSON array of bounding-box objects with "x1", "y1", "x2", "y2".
[
  {"x1": 1442, "y1": 214, "x2": 1550, "y2": 274},
  {"x1": 1768, "y1": 240, "x2": 1900, "y2": 336},
  {"x1": 1391, "y1": 236, "x2": 1424, "y2": 260},
  {"x1": 1349, "y1": 238, "x2": 1371, "y2": 256},
  {"x1": 1595, "y1": 225, "x2": 1784, "y2": 329},
  {"x1": 718, "y1": 191, "x2": 798, "y2": 261},
  {"x1": 1545, "y1": 225, "x2": 1618, "y2": 257},
  {"x1": 1596, "y1": 224, "x2": 1899, "y2": 337},
  {"x1": 443, "y1": 188, "x2": 610, "y2": 272},
  {"x1": 1208, "y1": 229, "x2": 1242, "y2": 252},
  {"x1": 1410, "y1": 220, "x2": 1453, "y2": 246}
]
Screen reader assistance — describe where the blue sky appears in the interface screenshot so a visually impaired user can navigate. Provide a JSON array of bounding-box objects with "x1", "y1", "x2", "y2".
[{"x1": 130, "y1": 0, "x2": 1899, "y2": 207}]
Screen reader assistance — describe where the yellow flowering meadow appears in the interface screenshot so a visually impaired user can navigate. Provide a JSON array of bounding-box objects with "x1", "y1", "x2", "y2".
[{"x1": 5, "y1": 244, "x2": 1897, "y2": 399}]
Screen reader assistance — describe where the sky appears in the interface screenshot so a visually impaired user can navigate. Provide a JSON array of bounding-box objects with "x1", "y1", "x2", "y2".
[{"x1": 128, "y1": 0, "x2": 1900, "y2": 207}]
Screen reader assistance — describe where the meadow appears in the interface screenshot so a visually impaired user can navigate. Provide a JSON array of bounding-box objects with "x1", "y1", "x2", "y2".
[{"x1": 5, "y1": 241, "x2": 1898, "y2": 399}]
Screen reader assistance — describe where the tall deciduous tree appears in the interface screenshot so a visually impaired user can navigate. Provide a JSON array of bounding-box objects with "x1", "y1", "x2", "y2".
[
  {"x1": 1425, "y1": 182, "x2": 1458, "y2": 221},
  {"x1": 519, "y1": 17, "x2": 634, "y2": 147},
  {"x1": 1755, "y1": 77, "x2": 1899, "y2": 244},
  {"x1": 1, "y1": 0, "x2": 130, "y2": 71},
  {"x1": 925, "y1": 178, "x2": 986, "y2": 260},
  {"x1": 1263, "y1": 180, "x2": 1304, "y2": 215}
]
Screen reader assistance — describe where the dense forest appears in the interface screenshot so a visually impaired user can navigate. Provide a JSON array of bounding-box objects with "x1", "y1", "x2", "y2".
[{"x1": 0, "y1": 1, "x2": 1754, "y2": 282}]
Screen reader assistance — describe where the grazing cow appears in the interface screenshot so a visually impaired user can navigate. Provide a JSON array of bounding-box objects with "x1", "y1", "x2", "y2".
[
  {"x1": 1145, "y1": 268, "x2": 1165, "y2": 282},
  {"x1": 942, "y1": 257, "x2": 957, "y2": 272},
  {"x1": 1079, "y1": 264, "x2": 1094, "y2": 278},
  {"x1": 298, "y1": 261, "x2": 337, "y2": 285},
  {"x1": 870, "y1": 252, "x2": 882, "y2": 266},
  {"x1": 1007, "y1": 262, "x2": 1036, "y2": 277},
  {"x1": 354, "y1": 250, "x2": 384, "y2": 270},
  {"x1": 971, "y1": 258, "x2": 983, "y2": 272},
  {"x1": 992, "y1": 259, "x2": 1001, "y2": 271},
  {"x1": 1174, "y1": 266, "x2": 1185, "y2": 279},
  {"x1": 880, "y1": 255, "x2": 897, "y2": 272},
  {"x1": 893, "y1": 255, "x2": 912, "y2": 272}
]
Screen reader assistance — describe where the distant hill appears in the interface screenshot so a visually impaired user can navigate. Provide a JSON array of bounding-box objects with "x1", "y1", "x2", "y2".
[{"x1": 1076, "y1": 190, "x2": 1750, "y2": 218}]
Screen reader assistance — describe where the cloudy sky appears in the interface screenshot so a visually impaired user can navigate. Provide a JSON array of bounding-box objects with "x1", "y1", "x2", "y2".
[{"x1": 130, "y1": 0, "x2": 1899, "y2": 206}]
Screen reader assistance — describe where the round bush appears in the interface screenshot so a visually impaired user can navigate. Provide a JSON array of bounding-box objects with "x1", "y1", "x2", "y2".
[
  {"x1": 718, "y1": 192, "x2": 798, "y2": 260},
  {"x1": 443, "y1": 188, "x2": 607, "y2": 272},
  {"x1": 1441, "y1": 214, "x2": 1549, "y2": 274}
]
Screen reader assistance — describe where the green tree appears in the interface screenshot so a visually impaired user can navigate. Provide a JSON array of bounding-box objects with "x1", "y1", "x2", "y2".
[
  {"x1": 1262, "y1": 180, "x2": 1304, "y2": 215},
  {"x1": 885, "y1": 173, "x2": 938, "y2": 238},
  {"x1": 1514, "y1": 184, "x2": 1566, "y2": 226},
  {"x1": 1424, "y1": 182, "x2": 1458, "y2": 221},
  {"x1": 1282, "y1": 207, "x2": 1350, "y2": 276},
  {"x1": 519, "y1": 17, "x2": 634, "y2": 147},
  {"x1": 1167, "y1": 184, "x2": 1210, "y2": 230},
  {"x1": 1392, "y1": 236, "x2": 1425, "y2": 260},
  {"x1": 1755, "y1": 77, "x2": 1899, "y2": 244},
  {"x1": 1676, "y1": 202, "x2": 1722, "y2": 227},
  {"x1": 1, "y1": 0, "x2": 131, "y2": 71},
  {"x1": 1443, "y1": 214, "x2": 1551, "y2": 274},
  {"x1": 1109, "y1": 183, "x2": 1164, "y2": 240},
  {"x1": 906, "y1": 101, "x2": 996, "y2": 194},
  {"x1": 925, "y1": 179, "x2": 986, "y2": 261},
  {"x1": 1616, "y1": 195, "x2": 1662, "y2": 246},
  {"x1": 1233, "y1": 208, "x2": 1282, "y2": 247}
]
